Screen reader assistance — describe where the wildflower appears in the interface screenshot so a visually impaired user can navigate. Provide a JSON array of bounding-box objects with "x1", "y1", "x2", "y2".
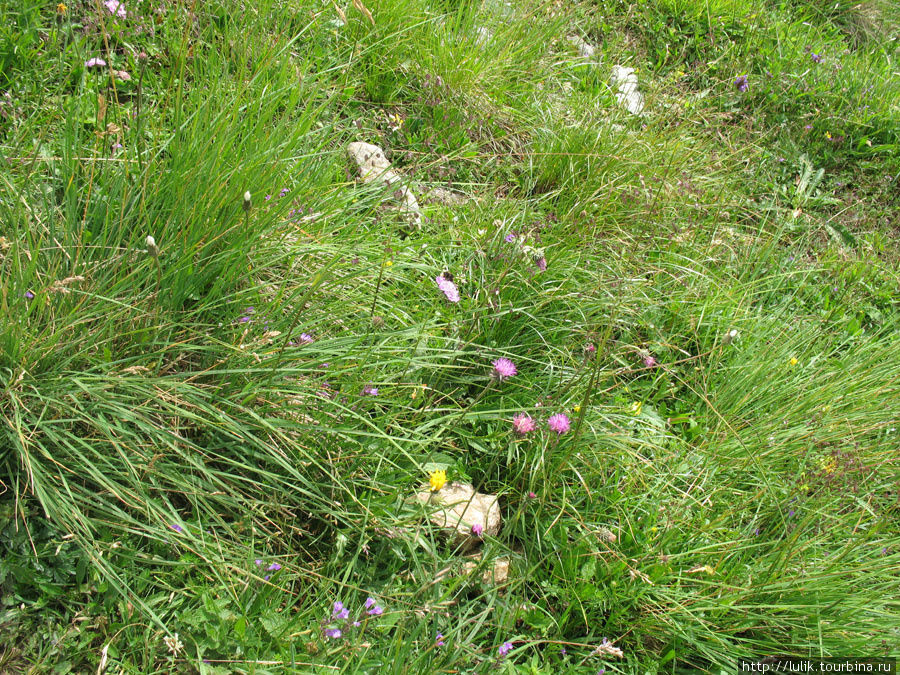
[
  {"x1": 471, "y1": 523, "x2": 484, "y2": 537},
  {"x1": 722, "y1": 328, "x2": 739, "y2": 345},
  {"x1": 104, "y1": 0, "x2": 126, "y2": 19},
  {"x1": 267, "y1": 562, "x2": 281, "y2": 571},
  {"x1": 279, "y1": 187, "x2": 289, "y2": 197},
  {"x1": 364, "y1": 597, "x2": 384, "y2": 615},
  {"x1": 436, "y1": 633, "x2": 445, "y2": 647},
  {"x1": 630, "y1": 401, "x2": 643, "y2": 416},
  {"x1": 57, "y1": 3, "x2": 67, "y2": 15},
  {"x1": 362, "y1": 385, "x2": 379, "y2": 396},
  {"x1": 429, "y1": 469, "x2": 447, "y2": 492},
  {"x1": 584, "y1": 342, "x2": 596, "y2": 355},
  {"x1": 324, "y1": 627, "x2": 342, "y2": 639},
  {"x1": 528, "y1": 491, "x2": 537, "y2": 499},
  {"x1": 788, "y1": 509, "x2": 795, "y2": 518},
  {"x1": 825, "y1": 131, "x2": 832, "y2": 140},
  {"x1": 332, "y1": 601, "x2": 350, "y2": 620},
  {"x1": 254, "y1": 559, "x2": 263, "y2": 566},
  {"x1": 789, "y1": 357, "x2": 798, "y2": 366},
  {"x1": 24, "y1": 290, "x2": 34, "y2": 299},
  {"x1": 435, "y1": 273, "x2": 460, "y2": 303},
  {"x1": 734, "y1": 75, "x2": 749, "y2": 92},
  {"x1": 512, "y1": 413, "x2": 536, "y2": 435},
  {"x1": 299, "y1": 333, "x2": 314, "y2": 344},
  {"x1": 535, "y1": 256, "x2": 547, "y2": 271},
  {"x1": 163, "y1": 633, "x2": 184, "y2": 656},
  {"x1": 85, "y1": 57, "x2": 107, "y2": 68},
  {"x1": 492, "y1": 357, "x2": 517, "y2": 379},
  {"x1": 810, "y1": 53, "x2": 822, "y2": 63},
  {"x1": 804, "y1": 124, "x2": 813, "y2": 130},
  {"x1": 170, "y1": 524, "x2": 182, "y2": 533},
  {"x1": 643, "y1": 354, "x2": 657, "y2": 368},
  {"x1": 548, "y1": 413, "x2": 570, "y2": 435},
  {"x1": 498, "y1": 641, "x2": 514, "y2": 657},
  {"x1": 265, "y1": 194, "x2": 272, "y2": 201},
  {"x1": 145, "y1": 235, "x2": 159, "y2": 258},
  {"x1": 242, "y1": 191, "x2": 252, "y2": 212},
  {"x1": 505, "y1": 233, "x2": 516, "y2": 243}
]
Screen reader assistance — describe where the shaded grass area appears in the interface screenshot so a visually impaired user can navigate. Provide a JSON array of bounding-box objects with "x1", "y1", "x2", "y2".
[{"x1": 1, "y1": 0, "x2": 898, "y2": 672}]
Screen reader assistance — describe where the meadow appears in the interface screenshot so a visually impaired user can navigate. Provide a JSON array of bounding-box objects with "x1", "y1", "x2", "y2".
[{"x1": 1, "y1": 0, "x2": 898, "y2": 672}]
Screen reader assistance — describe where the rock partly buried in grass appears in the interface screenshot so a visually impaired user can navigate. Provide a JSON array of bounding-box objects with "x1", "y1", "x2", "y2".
[
  {"x1": 414, "y1": 482, "x2": 501, "y2": 552},
  {"x1": 462, "y1": 553, "x2": 510, "y2": 585},
  {"x1": 567, "y1": 34, "x2": 597, "y2": 60},
  {"x1": 422, "y1": 186, "x2": 469, "y2": 206},
  {"x1": 611, "y1": 65, "x2": 645, "y2": 116},
  {"x1": 346, "y1": 141, "x2": 422, "y2": 228}
]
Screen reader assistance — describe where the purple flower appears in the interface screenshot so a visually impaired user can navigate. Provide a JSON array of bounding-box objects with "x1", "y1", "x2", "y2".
[
  {"x1": 548, "y1": 413, "x2": 571, "y2": 435},
  {"x1": 353, "y1": 620, "x2": 361, "y2": 627},
  {"x1": 279, "y1": 188, "x2": 289, "y2": 197},
  {"x1": 364, "y1": 597, "x2": 383, "y2": 615},
  {"x1": 535, "y1": 256, "x2": 547, "y2": 272},
  {"x1": 504, "y1": 233, "x2": 516, "y2": 243},
  {"x1": 299, "y1": 333, "x2": 314, "y2": 344},
  {"x1": 471, "y1": 523, "x2": 484, "y2": 537},
  {"x1": 810, "y1": 53, "x2": 822, "y2": 63},
  {"x1": 267, "y1": 562, "x2": 281, "y2": 571},
  {"x1": 324, "y1": 627, "x2": 342, "y2": 639},
  {"x1": 85, "y1": 57, "x2": 107, "y2": 68},
  {"x1": 254, "y1": 559, "x2": 263, "y2": 566},
  {"x1": 436, "y1": 633, "x2": 445, "y2": 647},
  {"x1": 264, "y1": 575, "x2": 270, "y2": 581},
  {"x1": 804, "y1": 124, "x2": 813, "y2": 130},
  {"x1": 435, "y1": 273, "x2": 460, "y2": 303},
  {"x1": 498, "y1": 641, "x2": 513, "y2": 657},
  {"x1": 584, "y1": 342, "x2": 596, "y2": 355},
  {"x1": 104, "y1": 0, "x2": 126, "y2": 18},
  {"x1": 492, "y1": 357, "x2": 517, "y2": 379},
  {"x1": 754, "y1": 528, "x2": 760, "y2": 536},
  {"x1": 362, "y1": 385, "x2": 379, "y2": 396},
  {"x1": 24, "y1": 290, "x2": 34, "y2": 299},
  {"x1": 788, "y1": 509, "x2": 795, "y2": 518},
  {"x1": 734, "y1": 75, "x2": 749, "y2": 92},
  {"x1": 238, "y1": 316, "x2": 252, "y2": 323},
  {"x1": 170, "y1": 524, "x2": 182, "y2": 533},
  {"x1": 265, "y1": 194, "x2": 272, "y2": 201},
  {"x1": 332, "y1": 601, "x2": 349, "y2": 620},
  {"x1": 643, "y1": 355, "x2": 657, "y2": 368},
  {"x1": 512, "y1": 413, "x2": 536, "y2": 435}
]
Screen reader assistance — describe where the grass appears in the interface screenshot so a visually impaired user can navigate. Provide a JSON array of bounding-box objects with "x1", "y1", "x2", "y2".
[{"x1": 1, "y1": 0, "x2": 898, "y2": 672}]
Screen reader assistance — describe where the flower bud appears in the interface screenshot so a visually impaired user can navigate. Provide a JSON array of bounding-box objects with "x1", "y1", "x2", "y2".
[
  {"x1": 145, "y1": 235, "x2": 159, "y2": 258},
  {"x1": 242, "y1": 191, "x2": 252, "y2": 212}
]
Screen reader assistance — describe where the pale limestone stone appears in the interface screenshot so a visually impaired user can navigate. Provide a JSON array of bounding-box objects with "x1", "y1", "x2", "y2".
[
  {"x1": 462, "y1": 554, "x2": 510, "y2": 584},
  {"x1": 567, "y1": 34, "x2": 596, "y2": 60},
  {"x1": 611, "y1": 65, "x2": 645, "y2": 115},
  {"x1": 413, "y1": 482, "x2": 501, "y2": 551},
  {"x1": 346, "y1": 141, "x2": 422, "y2": 227}
]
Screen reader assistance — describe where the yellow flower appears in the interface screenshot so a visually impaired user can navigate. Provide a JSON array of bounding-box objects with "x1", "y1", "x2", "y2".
[
  {"x1": 429, "y1": 470, "x2": 447, "y2": 492},
  {"x1": 789, "y1": 357, "x2": 798, "y2": 366},
  {"x1": 573, "y1": 405, "x2": 581, "y2": 414},
  {"x1": 825, "y1": 131, "x2": 832, "y2": 140},
  {"x1": 385, "y1": 260, "x2": 393, "y2": 267},
  {"x1": 629, "y1": 401, "x2": 642, "y2": 416},
  {"x1": 57, "y1": 2, "x2": 67, "y2": 14}
]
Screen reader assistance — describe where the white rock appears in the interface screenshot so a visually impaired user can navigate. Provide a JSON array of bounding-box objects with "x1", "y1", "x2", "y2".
[
  {"x1": 611, "y1": 65, "x2": 645, "y2": 115},
  {"x1": 462, "y1": 554, "x2": 510, "y2": 584},
  {"x1": 346, "y1": 141, "x2": 422, "y2": 228},
  {"x1": 567, "y1": 34, "x2": 596, "y2": 60},
  {"x1": 413, "y1": 482, "x2": 501, "y2": 551},
  {"x1": 423, "y1": 187, "x2": 468, "y2": 205}
]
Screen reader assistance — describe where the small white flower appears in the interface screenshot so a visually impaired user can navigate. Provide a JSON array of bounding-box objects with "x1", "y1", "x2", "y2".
[
  {"x1": 145, "y1": 235, "x2": 159, "y2": 258},
  {"x1": 163, "y1": 632, "x2": 184, "y2": 656}
]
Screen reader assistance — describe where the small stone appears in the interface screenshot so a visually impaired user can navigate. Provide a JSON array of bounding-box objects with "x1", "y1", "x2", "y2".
[
  {"x1": 347, "y1": 141, "x2": 422, "y2": 228},
  {"x1": 566, "y1": 34, "x2": 596, "y2": 60},
  {"x1": 413, "y1": 482, "x2": 500, "y2": 551},
  {"x1": 461, "y1": 554, "x2": 510, "y2": 584},
  {"x1": 611, "y1": 65, "x2": 645, "y2": 115}
]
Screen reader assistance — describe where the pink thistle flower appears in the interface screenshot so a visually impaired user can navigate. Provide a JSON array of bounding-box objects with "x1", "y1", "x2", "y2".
[
  {"x1": 512, "y1": 413, "x2": 536, "y2": 435},
  {"x1": 528, "y1": 491, "x2": 537, "y2": 499},
  {"x1": 104, "y1": 0, "x2": 126, "y2": 18},
  {"x1": 85, "y1": 57, "x2": 107, "y2": 68},
  {"x1": 492, "y1": 357, "x2": 517, "y2": 379},
  {"x1": 471, "y1": 523, "x2": 484, "y2": 537},
  {"x1": 435, "y1": 273, "x2": 460, "y2": 303},
  {"x1": 535, "y1": 256, "x2": 547, "y2": 271},
  {"x1": 643, "y1": 355, "x2": 657, "y2": 368},
  {"x1": 584, "y1": 342, "x2": 596, "y2": 355},
  {"x1": 548, "y1": 413, "x2": 571, "y2": 435}
]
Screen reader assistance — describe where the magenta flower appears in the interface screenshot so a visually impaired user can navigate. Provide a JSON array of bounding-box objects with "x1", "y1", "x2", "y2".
[
  {"x1": 332, "y1": 601, "x2": 349, "y2": 620},
  {"x1": 528, "y1": 491, "x2": 537, "y2": 499},
  {"x1": 364, "y1": 597, "x2": 384, "y2": 615},
  {"x1": 471, "y1": 523, "x2": 484, "y2": 537},
  {"x1": 535, "y1": 256, "x2": 547, "y2": 271},
  {"x1": 512, "y1": 413, "x2": 536, "y2": 435},
  {"x1": 498, "y1": 641, "x2": 513, "y2": 657},
  {"x1": 492, "y1": 357, "x2": 517, "y2": 379},
  {"x1": 436, "y1": 633, "x2": 445, "y2": 647},
  {"x1": 548, "y1": 413, "x2": 571, "y2": 435},
  {"x1": 85, "y1": 57, "x2": 107, "y2": 68},
  {"x1": 324, "y1": 627, "x2": 342, "y2": 639},
  {"x1": 584, "y1": 342, "x2": 596, "y2": 355},
  {"x1": 362, "y1": 385, "x2": 379, "y2": 396},
  {"x1": 435, "y1": 273, "x2": 460, "y2": 303},
  {"x1": 104, "y1": 0, "x2": 126, "y2": 19},
  {"x1": 643, "y1": 355, "x2": 657, "y2": 368},
  {"x1": 254, "y1": 559, "x2": 263, "y2": 566}
]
